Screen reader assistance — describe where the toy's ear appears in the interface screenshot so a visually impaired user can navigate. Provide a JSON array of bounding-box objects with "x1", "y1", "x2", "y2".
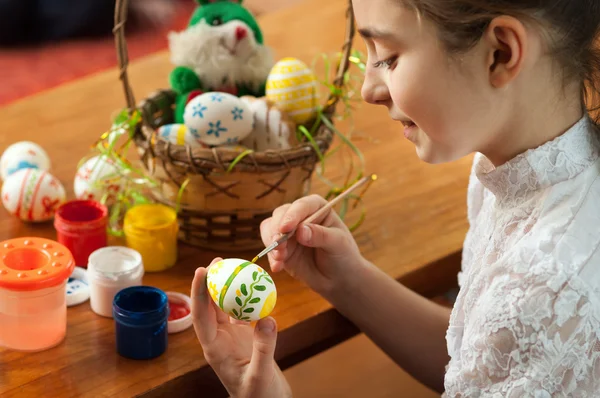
[{"x1": 196, "y1": 0, "x2": 243, "y2": 5}]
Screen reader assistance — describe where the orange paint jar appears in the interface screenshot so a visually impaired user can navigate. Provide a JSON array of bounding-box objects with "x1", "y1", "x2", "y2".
[{"x1": 0, "y1": 237, "x2": 74, "y2": 351}]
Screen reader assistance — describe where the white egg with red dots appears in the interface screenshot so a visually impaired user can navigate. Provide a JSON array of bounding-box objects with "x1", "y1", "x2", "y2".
[
  {"x1": 183, "y1": 92, "x2": 254, "y2": 147},
  {"x1": 206, "y1": 258, "x2": 277, "y2": 322},
  {"x1": 0, "y1": 141, "x2": 51, "y2": 181}
]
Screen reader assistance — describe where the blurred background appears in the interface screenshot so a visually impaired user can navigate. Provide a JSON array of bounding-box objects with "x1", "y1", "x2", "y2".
[{"x1": 0, "y1": 0, "x2": 198, "y2": 106}]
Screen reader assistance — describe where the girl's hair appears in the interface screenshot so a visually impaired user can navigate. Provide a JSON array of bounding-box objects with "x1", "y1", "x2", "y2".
[{"x1": 402, "y1": 0, "x2": 600, "y2": 127}]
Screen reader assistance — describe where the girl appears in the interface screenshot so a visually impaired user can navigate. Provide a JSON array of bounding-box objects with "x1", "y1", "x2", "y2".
[{"x1": 191, "y1": 0, "x2": 600, "y2": 396}]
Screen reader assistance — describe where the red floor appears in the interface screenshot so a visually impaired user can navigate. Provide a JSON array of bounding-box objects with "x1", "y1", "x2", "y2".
[{"x1": 0, "y1": 1, "x2": 196, "y2": 106}]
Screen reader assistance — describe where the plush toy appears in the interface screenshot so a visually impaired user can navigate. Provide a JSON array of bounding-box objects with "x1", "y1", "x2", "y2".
[{"x1": 168, "y1": 0, "x2": 274, "y2": 123}]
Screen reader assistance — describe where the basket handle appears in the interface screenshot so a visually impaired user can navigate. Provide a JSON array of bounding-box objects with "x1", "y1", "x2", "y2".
[
  {"x1": 113, "y1": 0, "x2": 355, "y2": 114},
  {"x1": 322, "y1": 0, "x2": 356, "y2": 116},
  {"x1": 114, "y1": 0, "x2": 136, "y2": 110}
]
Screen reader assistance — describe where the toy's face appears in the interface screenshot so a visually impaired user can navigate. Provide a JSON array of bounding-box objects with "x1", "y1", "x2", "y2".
[{"x1": 168, "y1": 1, "x2": 273, "y2": 91}]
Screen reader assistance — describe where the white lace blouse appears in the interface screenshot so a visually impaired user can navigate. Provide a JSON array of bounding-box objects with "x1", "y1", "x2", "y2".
[{"x1": 443, "y1": 116, "x2": 600, "y2": 397}]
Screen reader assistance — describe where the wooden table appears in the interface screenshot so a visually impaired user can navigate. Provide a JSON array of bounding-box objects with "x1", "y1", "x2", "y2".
[{"x1": 0, "y1": 0, "x2": 472, "y2": 396}]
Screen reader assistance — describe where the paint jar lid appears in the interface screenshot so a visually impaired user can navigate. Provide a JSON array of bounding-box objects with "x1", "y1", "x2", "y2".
[
  {"x1": 88, "y1": 246, "x2": 144, "y2": 284},
  {"x1": 66, "y1": 266, "x2": 90, "y2": 307},
  {"x1": 0, "y1": 237, "x2": 75, "y2": 291},
  {"x1": 166, "y1": 291, "x2": 192, "y2": 334}
]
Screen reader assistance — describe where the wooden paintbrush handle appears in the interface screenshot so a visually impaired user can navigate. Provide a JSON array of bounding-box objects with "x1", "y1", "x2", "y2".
[{"x1": 303, "y1": 174, "x2": 376, "y2": 225}]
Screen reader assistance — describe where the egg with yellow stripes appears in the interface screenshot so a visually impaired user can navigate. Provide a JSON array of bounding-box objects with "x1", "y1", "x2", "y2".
[
  {"x1": 157, "y1": 123, "x2": 206, "y2": 148},
  {"x1": 206, "y1": 258, "x2": 277, "y2": 322},
  {"x1": 266, "y1": 57, "x2": 319, "y2": 124}
]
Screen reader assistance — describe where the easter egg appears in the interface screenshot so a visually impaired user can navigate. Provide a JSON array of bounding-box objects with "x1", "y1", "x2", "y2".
[
  {"x1": 0, "y1": 141, "x2": 51, "y2": 181},
  {"x1": 157, "y1": 123, "x2": 207, "y2": 148},
  {"x1": 1, "y1": 168, "x2": 66, "y2": 222},
  {"x1": 240, "y1": 96, "x2": 298, "y2": 152},
  {"x1": 206, "y1": 258, "x2": 277, "y2": 322},
  {"x1": 74, "y1": 155, "x2": 121, "y2": 205},
  {"x1": 183, "y1": 92, "x2": 254, "y2": 147},
  {"x1": 266, "y1": 57, "x2": 319, "y2": 124}
]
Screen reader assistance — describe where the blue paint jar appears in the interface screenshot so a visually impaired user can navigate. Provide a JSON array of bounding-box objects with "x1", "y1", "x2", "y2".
[{"x1": 112, "y1": 286, "x2": 169, "y2": 360}]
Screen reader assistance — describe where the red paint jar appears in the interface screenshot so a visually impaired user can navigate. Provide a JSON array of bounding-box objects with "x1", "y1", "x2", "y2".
[{"x1": 54, "y1": 200, "x2": 108, "y2": 267}]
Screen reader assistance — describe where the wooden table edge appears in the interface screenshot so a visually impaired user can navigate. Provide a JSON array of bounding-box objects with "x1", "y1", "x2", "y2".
[{"x1": 141, "y1": 250, "x2": 462, "y2": 397}]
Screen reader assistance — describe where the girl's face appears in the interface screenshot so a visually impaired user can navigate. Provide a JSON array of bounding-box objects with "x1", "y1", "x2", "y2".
[{"x1": 353, "y1": 0, "x2": 500, "y2": 164}]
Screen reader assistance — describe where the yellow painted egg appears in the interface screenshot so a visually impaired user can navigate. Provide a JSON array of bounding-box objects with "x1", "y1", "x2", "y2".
[
  {"x1": 206, "y1": 258, "x2": 277, "y2": 322},
  {"x1": 266, "y1": 57, "x2": 319, "y2": 124}
]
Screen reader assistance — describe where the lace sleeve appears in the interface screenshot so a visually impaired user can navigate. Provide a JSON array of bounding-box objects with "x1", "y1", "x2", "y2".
[{"x1": 446, "y1": 273, "x2": 600, "y2": 397}]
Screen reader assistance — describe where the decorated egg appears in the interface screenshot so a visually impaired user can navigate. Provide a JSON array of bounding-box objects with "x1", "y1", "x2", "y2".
[
  {"x1": 74, "y1": 155, "x2": 121, "y2": 205},
  {"x1": 240, "y1": 96, "x2": 298, "y2": 151},
  {"x1": 266, "y1": 57, "x2": 319, "y2": 124},
  {"x1": 1, "y1": 168, "x2": 66, "y2": 222},
  {"x1": 206, "y1": 258, "x2": 277, "y2": 322},
  {"x1": 157, "y1": 123, "x2": 207, "y2": 148},
  {"x1": 183, "y1": 92, "x2": 254, "y2": 147},
  {"x1": 0, "y1": 141, "x2": 51, "y2": 181}
]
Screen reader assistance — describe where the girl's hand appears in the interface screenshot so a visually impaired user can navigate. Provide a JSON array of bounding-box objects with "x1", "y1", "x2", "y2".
[
  {"x1": 191, "y1": 258, "x2": 292, "y2": 398},
  {"x1": 260, "y1": 194, "x2": 366, "y2": 296}
]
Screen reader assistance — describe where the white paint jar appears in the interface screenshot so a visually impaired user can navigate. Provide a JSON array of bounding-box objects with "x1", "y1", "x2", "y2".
[{"x1": 87, "y1": 246, "x2": 144, "y2": 318}]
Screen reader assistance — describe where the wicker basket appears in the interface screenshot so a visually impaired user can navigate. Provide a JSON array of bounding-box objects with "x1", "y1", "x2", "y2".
[{"x1": 112, "y1": 0, "x2": 356, "y2": 252}]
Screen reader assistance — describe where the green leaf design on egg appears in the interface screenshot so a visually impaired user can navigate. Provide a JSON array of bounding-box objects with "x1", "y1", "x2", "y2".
[
  {"x1": 235, "y1": 297, "x2": 243, "y2": 306},
  {"x1": 243, "y1": 308, "x2": 255, "y2": 313},
  {"x1": 252, "y1": 271, "x2": 258, "y2": 281},
  {"x1": 232, "y1": 309, "x2": 239, "y2": 317},
  {"x1": 250, "y1": 298, "x2": 261, "y2": 304},
  {"x1": 241, "y1": 284, "x2": 248, "y2": 296},
  {"x1": 255, "y1": 285, "x2": 266, "y2": 291},
  {"x1": 265, "y1": 278, "x2": 273, "y2": 284}
]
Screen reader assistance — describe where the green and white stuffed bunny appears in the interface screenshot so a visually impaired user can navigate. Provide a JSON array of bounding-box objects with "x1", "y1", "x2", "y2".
[{"x1": 167, "y1": 0, "x2": 274, "y2": 123}]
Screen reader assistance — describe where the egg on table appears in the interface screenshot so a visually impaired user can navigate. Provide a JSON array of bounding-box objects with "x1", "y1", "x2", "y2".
[
  {"x1": 74, "y1": 155, "x2": 121, "y2": 205},
  {"x1": 0, "y1": 141, "x2": 51, "y2": 181},
  {"x1": 1, "y1": 168, "x2": 66, "y2": 222},
  {"x1": 266, "y1": 57, "x2": 319, "y2": 125},
  {"x1": 240, "y1": 96, "x2": 298, "y2": 152},
  {"x1": 157, "y1": 123, "x2": 207, "y2": 148},
  {"x1": 183, "y1": 92, "x2": 254, "y2": 147},
  {"x1": 206, "y1": 258, "x2": 277, "y2": 322}
]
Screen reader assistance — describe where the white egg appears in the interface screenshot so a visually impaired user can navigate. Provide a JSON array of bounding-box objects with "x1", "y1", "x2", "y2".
[
  {"x1": 183, "y1": 92, "x2": 254, "y2": 147},
  {"x1": 1, "y1": 168, "x2": 66, "y2": 222},
  {"x1": 0, "y1": 141, "x2": 51, "y2": 181},
  {"x1": 157, "y1": 123, "x2": 207, "y2": 148},
  {"x1": 240, "y1": 96, "x2": 298, "y2": 151},
  {"x1": 206, "y1": 258, "x2": 277, "y2": 322},
  {"x1": 74, "y1": 155, "x2": 121, "y2": 205}
]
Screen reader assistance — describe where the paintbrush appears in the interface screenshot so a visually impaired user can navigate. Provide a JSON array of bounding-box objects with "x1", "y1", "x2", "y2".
[{"x1": 251, "y1": 173, "x2": 377, "y2": 263}]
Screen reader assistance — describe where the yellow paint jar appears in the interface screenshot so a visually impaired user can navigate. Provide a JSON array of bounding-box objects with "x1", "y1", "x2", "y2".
[{"x1": 123, "y1": 204, "x2": 178, "y2": 272}]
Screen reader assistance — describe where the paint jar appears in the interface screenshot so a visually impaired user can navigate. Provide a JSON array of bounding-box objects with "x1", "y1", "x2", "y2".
[
  {"x1": 112, "y1": 286, "x2": 169, "y2": 360},
  {"x1": 54, "y1": 200, "x2": 108, "y2": 267},
  {"x1": 123, "y1": 204, "x2": 178, "y2": 273},
  {"x1": 87, "y1": 247, "x2": 144, "y2": 318},
  {"x1": 166, "y1": 291, "x2": 192, "y2": 334},
  {"x1": 0, "y1": 237, "x2": 74, "y2": 351}
]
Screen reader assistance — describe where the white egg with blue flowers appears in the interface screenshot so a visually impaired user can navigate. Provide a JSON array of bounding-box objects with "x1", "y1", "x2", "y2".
[{"x1": 183, "y1": 92, "x2": 254, "y2": 147}]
